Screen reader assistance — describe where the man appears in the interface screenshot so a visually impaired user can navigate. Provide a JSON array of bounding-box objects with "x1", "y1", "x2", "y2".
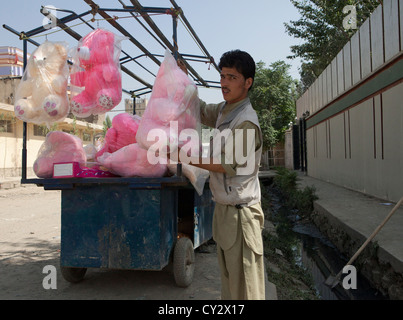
[{"x1": 178, "y1": 50, "x2": 265, "y2": 300}]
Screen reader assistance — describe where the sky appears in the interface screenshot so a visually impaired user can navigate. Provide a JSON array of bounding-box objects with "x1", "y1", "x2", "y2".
[{"x1": 0, "y1": 0, "x2": 303, "y2": 117}]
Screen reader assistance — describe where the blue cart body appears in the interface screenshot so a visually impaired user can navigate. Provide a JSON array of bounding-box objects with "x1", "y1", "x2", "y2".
[{"x1": 56, "y1": 178, "x2": 214, "y2": 271}]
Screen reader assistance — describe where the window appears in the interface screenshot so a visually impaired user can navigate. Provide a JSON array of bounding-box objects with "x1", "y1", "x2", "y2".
[
  {"x1": 83, "y1": 132, "x2": 91, "y2": 142},
  {"x1": 33, "y1": 125, "x2": 48, "y2": 137},
  {"x1": 0, "y1": 120, "x2": 14, "y2": 133}
]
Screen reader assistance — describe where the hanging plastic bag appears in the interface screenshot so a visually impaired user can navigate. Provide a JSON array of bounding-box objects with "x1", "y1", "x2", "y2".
[
  {"x1": 136, "y1": 50, "x2": 201, "y2": 157},
  {"x1": 167, "y1": 162, "x2": 209, "y2": 196},
  {"x1": 69, "y1": 28, "x2": 126, "y2": 118},
  {"x1": 14, "y1": 41, "x2": 70, "y2": 127}
]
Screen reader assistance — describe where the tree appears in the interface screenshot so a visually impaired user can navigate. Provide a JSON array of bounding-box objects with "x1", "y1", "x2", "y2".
[
  {"x1": 249, "y1": 60, "x2": 298, "y2": 149},
  {"x1": 285, "y1": 0, "x2": 379, "y2": 91}
]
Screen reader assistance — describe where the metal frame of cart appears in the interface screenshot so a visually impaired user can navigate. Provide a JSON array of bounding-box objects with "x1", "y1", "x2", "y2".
[{"x1": 4, "y1": 0, "x2": 218, "y2": 287}]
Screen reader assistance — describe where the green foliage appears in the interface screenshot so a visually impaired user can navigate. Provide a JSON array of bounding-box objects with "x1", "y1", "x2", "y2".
[
  {"x1": 285, "y1": 0, "x2": 379, "y2": 91},
  {"x1": 0, "y1": 112, "x2": 16, "y2": 133},
  {"x1": 249, "y1": 61, "x2": 298, "y2": 149},
  {"x1": 263, "y1": 229, "x2": 319, "y2": 299},
  {"x1": 256, "y1": 109, "x2": 277, "y2": 150},
  {"x1": 260, "y1": 183, "x2": 272, "y2": 218},
  {"x1": 261, "y1": 171, "x2": 320, "y2": 299},
  {"x1": 273, "y1": 167, "x2": 298, "y2": 195},
  {"x1": 69, "y1": 116, "x2": 79, "y2": 136},
  {"x1": 273, "y1": 167, "x2": 318, "y2": 216},
  {"x1": 289, "y1": 185, "x2": 318, "y2": 216},
  {"x1": 102, "y1": 114, "x2": 112, "y2": 137}
]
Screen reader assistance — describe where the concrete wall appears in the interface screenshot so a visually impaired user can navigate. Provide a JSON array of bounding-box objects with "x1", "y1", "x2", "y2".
[
  {"x1": 0, "y1": 77, "x2": 20, "y2": 105},
  {"x1": 284, "y1": 129, "x2": 294, "y2": 170},
  {"x1": 295, "y1": 0, "x2": 403, "y2": 202}
]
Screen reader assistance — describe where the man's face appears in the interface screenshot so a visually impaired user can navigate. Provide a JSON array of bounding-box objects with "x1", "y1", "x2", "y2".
[{"x1": 220, "y1": 67, "x2": 252, "y2": 104}]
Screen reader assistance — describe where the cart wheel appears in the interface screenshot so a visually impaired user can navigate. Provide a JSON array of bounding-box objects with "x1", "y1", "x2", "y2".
[
  {"x1": 173, "y1": 237, "x2": 195, "y2": 288},
  {"x1": 60, "y1": 266, "x2": 87, "y2": 283}
]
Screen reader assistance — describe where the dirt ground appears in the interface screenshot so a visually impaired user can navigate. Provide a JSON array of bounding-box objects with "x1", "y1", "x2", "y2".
[{"x1": 0, "y1": 183, "x2": 276, "y2": 300}]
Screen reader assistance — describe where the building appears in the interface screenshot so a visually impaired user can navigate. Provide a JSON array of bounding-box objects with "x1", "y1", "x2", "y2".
[
  {"x1": 124, "y1": 97, "x2": 148, "y2": 117},
  {"x1": 0, "y1": 46, "x2": 104, "y2": 178},
  {"x1": 0, "y1": 46, "x2": 25, "y2": 77}
]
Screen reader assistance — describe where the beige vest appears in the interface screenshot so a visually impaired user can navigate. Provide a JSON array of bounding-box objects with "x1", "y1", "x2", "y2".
[{"x1": 209, "y1": 98, "x2": 263, "y2": 206}]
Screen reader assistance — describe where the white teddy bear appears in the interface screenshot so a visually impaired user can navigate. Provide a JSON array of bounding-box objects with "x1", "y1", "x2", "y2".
[{"x1": 14, "y1": 41, "x2": 70, "y2": 127}]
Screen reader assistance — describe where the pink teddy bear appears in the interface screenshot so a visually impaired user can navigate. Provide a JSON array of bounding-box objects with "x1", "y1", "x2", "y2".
[
  {"x1": 33, "y1": 131, "x2": 86, "y2": 178},
  {"x1": 95, "y1": 112, "x2": 141, "y2": 159},
  {"x1": 136, "y1": 50, "x2": 200, "y2": 154},
  {"x1": 97, "y1": 143, "x2": 167, "y2": 178},
  {"x1": 70, "y1": 29, "x2": 125, "y2": 118}
]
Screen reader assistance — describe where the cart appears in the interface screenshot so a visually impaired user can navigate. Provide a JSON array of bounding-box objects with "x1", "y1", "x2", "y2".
[
  {"x1": 4, "y1": 1, "x2": 219, "y2": 287},
  {"x1": 34, "y1": 172, "x2": 214, "y2": 287}
]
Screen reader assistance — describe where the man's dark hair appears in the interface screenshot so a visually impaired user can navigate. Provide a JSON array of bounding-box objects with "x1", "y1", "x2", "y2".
[{"x1": 218, "y1": 50, "x2": 256, "y2": 90}]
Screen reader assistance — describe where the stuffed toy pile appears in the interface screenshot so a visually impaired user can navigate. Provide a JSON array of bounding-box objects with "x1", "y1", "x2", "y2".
[
  {"x1": 14, "y1": 29, "x2": 125, "y2": 125},
  {"x1": 69, "y1": 28, "x2": 125, "y2": 118},
  {"x1": 33, "y1": 131, "x2": 87, "y2": 178},
  {"x1": 96, "y1": 51, "x2": 202, "y2": 178},
  {"x1": 20, "y1": 32, "x2": 203, "y2": 182},
  {"x1": 96, "y1": 113, "x2": 167, "y2": 177},
  {"x1": 14, "y1": 41, "x2": 70, "y2": 127}
]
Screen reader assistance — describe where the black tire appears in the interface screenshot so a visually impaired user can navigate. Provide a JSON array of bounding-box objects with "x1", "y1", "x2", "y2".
[
  {"x1": 173, "y1": 237, "x2": 195, "y2": 287},
  {"x1": 60, "y1": 266, "x2": 87, "y2": 283}
]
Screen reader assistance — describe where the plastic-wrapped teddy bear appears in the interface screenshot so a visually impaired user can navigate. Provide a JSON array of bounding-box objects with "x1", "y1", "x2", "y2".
[
  {"x1": 136, "y1": 50, "x2": 201, "y2": 156},
  {"x1": 33, "y1": 131, "x2": 86, "y2": 178},
  {"x1": 97, "y1": 142, "x2": 168, "y2": 178},
  {"x1": 95, "y1": 113, "x2": 141, "y2": 159},
  {"x1": 69, "y1": 28, "x2": 125, "y2": 118},
  {"x1": 14, "y1": 41, "x2": 70, "y2": 127},
  {"x1": 95, "y1": 112, "x2": 141, "y2": 159}
]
